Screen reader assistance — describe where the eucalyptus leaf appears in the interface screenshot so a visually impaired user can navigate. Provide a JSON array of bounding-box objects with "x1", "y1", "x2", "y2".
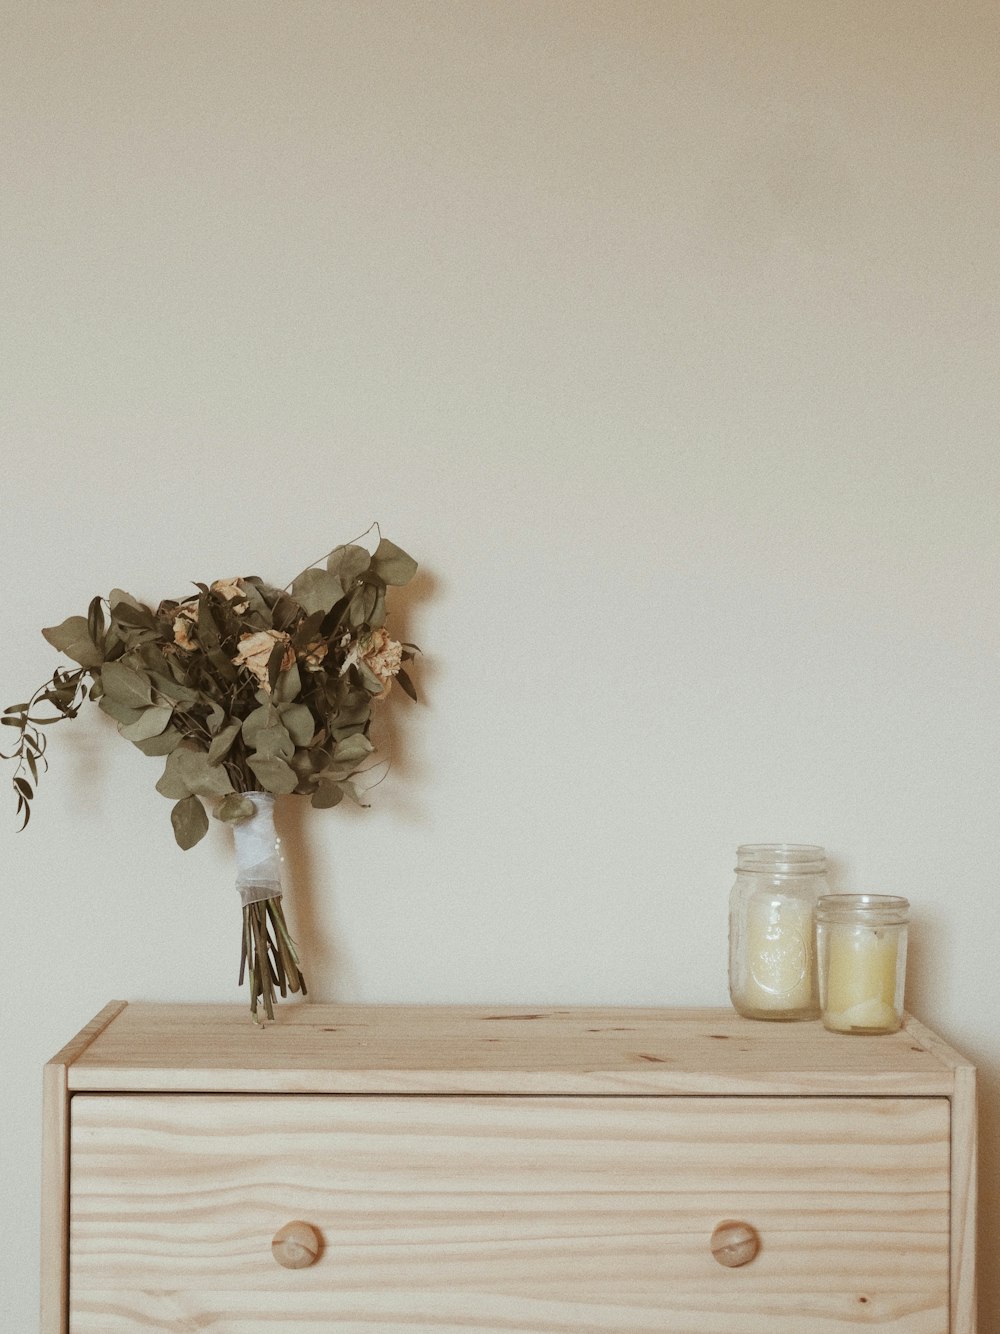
[
  {"x1": 329, "y1": 544, "x2": 371, "y2": 585},
  {"x1": 273, "y1": 661, "x2": 302, "y2": 705},
  {"x1": 310, "y1": 781, "x2": 344, "y2": 809},
  {"x1": 87, "y1": 596, "x2": 106, "y2": 650},
  {"x1": 170, "y1": 795, "x2": 209, "y2": 850},
  {"x1": 204, "y1": 699, "x2": 226, "y2": 734},
  {"x1": 347, "y1": 584, "x2": 378, "y2": 629},
  {"x1": 102, "y1": 660, "x2": 154, "y2": 709},
  {"x1": 157, "y1": 745, "x2": 235, "y2": 800},
  {"x1": 249, "y1": 721, "x2": 295, "y2": 761},
  {"x1": 133, "y1": 725, "x2": 183, "y2": 757},
  {"x1": 108, "y1": 588, "x2": 150, "y2": 615},
  {"x1": 207, "y1": 720, "x2": 241, "y2": 765},
  {"x1": 41, "y1": 615, "x2": 104, "y2": 669},
  {"x1": 277, "y1": 703, "x2": 315, "y2": 747},
  {"x1": 148, "y1": 672, "x2": 201, "y2": 704},
  {"x1": 242, "y1": 704, "x2": 276, "y2": 748},
  {"x1": 371, "y1": 538, "x2": 418, "y2": 586},
  {"x1": 98, "y1": 694, "x2": 144, "y2": 728},
  {"x1": 356, "y1": 660, "x2": 385, "y2": 696},
  {"x1": 247, "y1": 754, "x2": 299, "y2": 794},
  {"x1": 334, "y1": 732, "x2": 375, "y2": 765},
  {"x1": 120, "y1": 705, "x2": 173, "y2": 743},
  {"x1": 214, "y1": 792, "x2": 256, "y2": 823},
  {"x1": 291, "y1": 567, "x2": 342, "y2": 616},
  {"x1": 396, "y1": 666, "x2": 418, "y2": 701},
  {"x1": 338, "y1": 777, "x2": 370, "y2": 806}
]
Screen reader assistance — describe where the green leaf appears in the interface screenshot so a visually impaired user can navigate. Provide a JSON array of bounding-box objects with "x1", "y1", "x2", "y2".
[
  {"x1": 98, "y1": 694, "x2": 144, "y2": 728},
  {"x1": 156, "y1": 745, "x2": 235, "y2": 800},
  {"x1": 291, "y1": 568, "x2": 342, "y2": 616},
  {"x1": 338, "y1": 777, "x2": 370, "y2": 806},
  {"x1": 328, "y1": 544, "x2": 371, "y2": 585},
  {"x1": 41, "y1": 615, "x2": 104, "y2": 669},
  {"x1": 109, "y1": 589, "x2": 150, "y2": 615},
  {"x1": 348, "y1": 584, "x2": 378, "y2": 629},
  {"x1": 250, "y1": 721, "x2": 295, "y2": 761},
  {"x1": 396, "y1": 666, "x2": 418, "y2": 701},
  {"x1": 247, "y1": 754, "x2": 298, "y2": 794},
  {"x1": 371, "y1": 538, "x2": 417, "y2": 586},
  {"x1": 101, "y1": 660, "x2": 154, "y2": 709},
  {"x1": 310, "y1": 781, "x2": 344, "y2": 809},
  {"x1": 87, "y1": 596, "x2": 106, "y2": 649},
  {"x1": 207, "y1": 720, "x2": 241, "y2": 765},
  {"x1": 242, "y1": 704, "x2": 276, "y2": 748},
  {"x1": 148, "y1": 672, "x2": 200, "y2": 704},
  {"x1": 277, "y1": 702, "x2": 315, "y2": 747},
  {"x1": 214, "y1": 792, "x2": 256, "y2": 823},
  {"x1": 120, "y1": 705, "x2": 173, "y2": 743},
  {"x1": 356, "y1": 660, "x2": 385, "y2": 696},
  {"x1": 170, "y1": 795, "x2": 209, "y2": 850},
  {"x1": 333, "y1": 732, "x2": 374, "y2": 766},
  {"x1": 272, "y1": 661, "x2": 302, "y2": 705},
  {"x1": 133, "y1": 725, "x2": 183, "y2": 757}
]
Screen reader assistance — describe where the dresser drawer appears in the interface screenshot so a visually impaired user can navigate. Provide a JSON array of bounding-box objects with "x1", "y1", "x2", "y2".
[{"x1": 69, "y1": 1093, "x2": 950, "y2": 1333}]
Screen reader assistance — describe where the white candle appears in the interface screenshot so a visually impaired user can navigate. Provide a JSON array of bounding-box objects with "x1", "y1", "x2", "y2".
[
  {"x1": 823, "y1": 924, "x2": 900, "y2": 1033},
  {"x1": 742, "y1": 893, "x2": 814, "y2": 1012}
]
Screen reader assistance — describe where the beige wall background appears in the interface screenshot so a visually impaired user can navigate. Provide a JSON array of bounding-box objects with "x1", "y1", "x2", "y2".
[{"x1": 2, "y1": 0, "x2": 998, "y2": 1326}]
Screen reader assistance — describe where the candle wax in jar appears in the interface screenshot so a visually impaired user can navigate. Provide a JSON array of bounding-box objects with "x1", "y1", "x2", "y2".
[
  {"x1": 824, "y1": 924, "x2": 899, "y2": 1032},
  {"x1": 742, "y1": 893, "x2": 814, "y2": 1011}
]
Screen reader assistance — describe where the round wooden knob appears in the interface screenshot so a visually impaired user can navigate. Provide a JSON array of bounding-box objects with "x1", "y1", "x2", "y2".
[
  {"x1": 710, "y1": 1219, "x2": 760, "y2": 1268},
  {"x1": 271, "y1": 1220, "x2": 321, "y2": 1269}
]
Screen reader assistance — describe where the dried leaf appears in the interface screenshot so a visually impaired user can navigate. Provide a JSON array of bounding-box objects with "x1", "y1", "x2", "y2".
[
  {"x1": 207, "y1": 720, "x2": 241, "y2": 765},
  {"x1": 328, "y1": 544, "x2": 371, "y2": 586},
  {"x1": 170, "y1": 795, "x2": 209, "y2": 850},
  {"x1": 371, "y1": 538, "x2": 417, "y2": 586},
  {"x1": 133, "y1": 725, "x2": 183, "y2": 757},
  {"x1": 278, "y1": 703, "x2": 314, "y2": 747},
  {"x1": 214, "y1": 792, "x2": 256, "y2": 823},
  {"x1": 120, "y1": 705, "x2": 173, "y2": 743},
  {"x1": 396, "y1": 666, "x2": 418, "y2": 701},
  {"x1": 41, "y1": 615, "x2": 104, "y2": 669},
  {"x1": 291, "y1": 568, "x2": 342, "y2": 616},
  {"x1": 157, "y1": 745, "x2": 235, "y2": 800},
  {"x1": 333, "y1": 732, "x2": 374, "y2": 765},
  {"x1": 102, "y1": 660, "x2": 154, "y2": 709},
  {"x1": 247, "y1": 754, "x2": 298, "y2": 794},
  {"x1": 310, "y1": 781, "x2": 344, "y2": 809}
]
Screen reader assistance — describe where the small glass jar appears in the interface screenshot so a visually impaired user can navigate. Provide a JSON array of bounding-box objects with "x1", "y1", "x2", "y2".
[
  {"x1": 816, "y1": 894, "x2": 909, "y2": 1034},
  {"x1": 729, "y1": 844, "x2": 827, "y2": 1021}
]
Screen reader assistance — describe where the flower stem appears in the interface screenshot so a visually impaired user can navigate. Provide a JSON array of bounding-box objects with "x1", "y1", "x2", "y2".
[{"x1": 240, "y1": 897, "x2": 307, "y2": 1023}]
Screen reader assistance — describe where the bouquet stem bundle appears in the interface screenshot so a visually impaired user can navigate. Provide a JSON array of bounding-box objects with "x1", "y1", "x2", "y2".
[{"x1": 240, "y1": 896, "x2": 307, "y2": 1022}]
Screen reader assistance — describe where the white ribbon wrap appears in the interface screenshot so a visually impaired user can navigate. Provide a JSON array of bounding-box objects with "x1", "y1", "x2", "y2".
[{"x1": 233, "y1": 792, "x2": 283, "y2": 908}]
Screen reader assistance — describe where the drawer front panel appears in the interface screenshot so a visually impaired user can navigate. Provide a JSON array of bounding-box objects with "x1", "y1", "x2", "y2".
[{"x1": 69, "y1": 1094, "x2": 949, "y2": 1333}]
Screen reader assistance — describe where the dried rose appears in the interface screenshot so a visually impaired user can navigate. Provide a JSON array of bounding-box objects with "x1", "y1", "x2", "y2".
[
  {"x1": 300, "y1": 639, "x2": 328, "y2": 671},
  {"x1": 172, "y1": 603, "x2": 199, "y2": 652},
  {"x1": 344, "y1": 626, "x2": 402, "y2": 699},
  {"x1": 233, "y1": 629, "x2": 295, "y2": 691},
  {"x1": 210, "y1": 577, "x2": 249, "y2": 614}
]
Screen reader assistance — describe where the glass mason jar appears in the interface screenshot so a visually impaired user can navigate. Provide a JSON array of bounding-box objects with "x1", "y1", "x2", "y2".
[
  {"x1": 729, "y1": 844, "x2": 827, "y2": 1020},
  {"x1": 816, "y1": 894, "x2": 909, "y2": 1034}
]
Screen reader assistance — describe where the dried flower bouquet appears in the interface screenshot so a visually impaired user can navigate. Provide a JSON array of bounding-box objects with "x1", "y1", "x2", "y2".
[{"x1": 2, "y1": 533, "x2": 418, "y2": 1018}]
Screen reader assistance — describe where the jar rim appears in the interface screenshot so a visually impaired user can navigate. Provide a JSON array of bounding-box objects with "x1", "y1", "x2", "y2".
[
  {"x1": 736, "y1": 843, "x2": 827, "y2": 873},
  {"x1": 816, "y1": 893, "x2": 910, "y2": 923}
]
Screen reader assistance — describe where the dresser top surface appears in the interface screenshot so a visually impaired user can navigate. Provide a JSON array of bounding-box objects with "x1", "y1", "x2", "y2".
[{"x1": 53, "y1": 1003, "x2": 971, "y2": 1095}]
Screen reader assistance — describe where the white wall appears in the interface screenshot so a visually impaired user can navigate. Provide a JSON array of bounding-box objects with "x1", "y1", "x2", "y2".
[{"x1": 2, "y1": 1, "x2": 998, "y2": 1326}]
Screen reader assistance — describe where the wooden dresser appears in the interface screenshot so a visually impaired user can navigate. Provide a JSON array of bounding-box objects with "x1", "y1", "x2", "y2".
[{"x1": 42, "y1": 1003, "x2": 977, "y2": 1332}]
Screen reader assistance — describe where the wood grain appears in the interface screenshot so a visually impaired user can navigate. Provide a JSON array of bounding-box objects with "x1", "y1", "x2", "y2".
[
  {"x1": 69, "y1": 1093, "x2": 950, "y2": 1333},
  {"x1": 67, "y1": 1004, "x2": 962, "y2": 1095},
  {"x1": 40, "y1": 1000, "x2": 126, "y2": 1334}
]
